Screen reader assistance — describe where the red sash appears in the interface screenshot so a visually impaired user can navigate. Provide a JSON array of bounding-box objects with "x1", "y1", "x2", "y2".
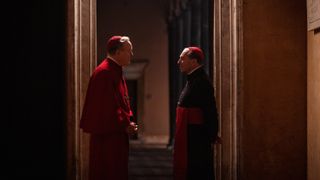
[{"x1": 173, "y1": 107, "x2": 204, "y2": 180}]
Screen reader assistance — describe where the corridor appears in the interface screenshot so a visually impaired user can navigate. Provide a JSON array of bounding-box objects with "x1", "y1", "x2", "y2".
[
  {"x1": 10, "y1": 0, "x2": 320, "y2": 179},
  {"x1": 129, "y1": 144, "x2": 173, "y2": 180}
]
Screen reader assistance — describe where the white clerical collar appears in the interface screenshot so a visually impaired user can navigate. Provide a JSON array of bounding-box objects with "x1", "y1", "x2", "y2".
[
  {"x1": 107, "y1": 56, "x2": 121, "y2": 66},
  {"x1": 188, "y1": 65, "x2": 202, "y2": 75}
]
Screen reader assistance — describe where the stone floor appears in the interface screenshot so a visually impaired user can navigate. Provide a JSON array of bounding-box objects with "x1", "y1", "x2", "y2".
[{"x1": 128, "y1": 143, "x2": 173, "y2": 180}]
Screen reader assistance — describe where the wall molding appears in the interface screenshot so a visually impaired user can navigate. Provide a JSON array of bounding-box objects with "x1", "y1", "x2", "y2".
[
  {"x1": 213, "y1": 0, "x2": 243, "y2": 179},
  {"x1": 66, "y1": 0, "x2": 96, "y2": 179}
]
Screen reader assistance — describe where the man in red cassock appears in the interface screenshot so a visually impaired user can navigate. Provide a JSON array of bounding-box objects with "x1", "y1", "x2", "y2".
[
  {"x1": 80, "y1": 35, "x2": 138, "y2": 180},
  {"x1": 174, "y1": 47, "x2": 220, "y2": 180}
]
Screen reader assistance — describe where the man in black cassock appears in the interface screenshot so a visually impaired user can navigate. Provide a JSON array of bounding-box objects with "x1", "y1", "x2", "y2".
[{"x1": 173, "y1": 47, "x2": 219, "y2": 180}]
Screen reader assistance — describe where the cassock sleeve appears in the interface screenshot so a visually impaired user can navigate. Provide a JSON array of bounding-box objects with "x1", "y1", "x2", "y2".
[
  {"x1": 80, "y1": 70, "x2": 129, "y2": 134},
  {"x1": 198, "y1": 80, "x2": 219, "y2": 142}
]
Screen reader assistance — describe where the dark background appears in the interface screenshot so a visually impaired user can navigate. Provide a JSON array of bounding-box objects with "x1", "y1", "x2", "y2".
[{"x1": 7, "y1": 0, "x2": 67, "y2": 179}]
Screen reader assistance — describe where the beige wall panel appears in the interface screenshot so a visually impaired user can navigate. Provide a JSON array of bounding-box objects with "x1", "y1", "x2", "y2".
[{"x1": 307, "y1": 30, "x2": 320, "y2": 180}]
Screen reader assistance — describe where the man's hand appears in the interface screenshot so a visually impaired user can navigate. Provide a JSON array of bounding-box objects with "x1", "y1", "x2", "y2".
[{"x1": 126, "y1": 122, "x2": 138, "y2": 135}]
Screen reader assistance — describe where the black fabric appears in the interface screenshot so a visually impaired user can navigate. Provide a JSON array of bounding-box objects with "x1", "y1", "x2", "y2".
[
  {"x1": 178, "y1": 67, "x2": 218, "y2": 142},
  {"x1": 178, "y1": 67, "x2": 218, "y2": 180},
  {"x1": 187, "y1": 125, "x2": 214, "y2": 180}
]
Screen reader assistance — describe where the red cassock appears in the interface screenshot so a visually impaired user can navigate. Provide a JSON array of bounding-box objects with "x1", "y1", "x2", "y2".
[
  {"x1": 173, "y1": 107, "x2": 204, "y2": 180},
  {"x1": 80, "y1": 58, "x2": 132, "y2": 180}
]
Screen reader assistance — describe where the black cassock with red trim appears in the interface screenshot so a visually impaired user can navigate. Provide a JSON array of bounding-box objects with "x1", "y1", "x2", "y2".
[{"x1": 174, "y1": 67, "x2": 219, "y2": 180}]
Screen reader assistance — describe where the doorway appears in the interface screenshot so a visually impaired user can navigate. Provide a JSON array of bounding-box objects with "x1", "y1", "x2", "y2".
[{"x1": 127, "y1": 80, "x2": 138, "y2": 139}]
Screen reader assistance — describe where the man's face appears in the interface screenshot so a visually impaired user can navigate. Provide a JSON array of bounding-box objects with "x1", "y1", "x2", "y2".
[
  {"x1": 177, "y1": 48, "x2": 195, "y2": 74},
  {"x1": 118, "y1": 41, "x2": 133, "y2": 66}
]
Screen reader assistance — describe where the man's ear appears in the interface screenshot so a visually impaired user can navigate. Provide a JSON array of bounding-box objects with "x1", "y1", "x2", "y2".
[{"x1": 115, "y1": 49, "x2": 121, "y2": 56}]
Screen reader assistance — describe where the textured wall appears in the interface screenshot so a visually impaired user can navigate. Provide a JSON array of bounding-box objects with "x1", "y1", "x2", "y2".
[
  {"x1": 241, "y1": 0, "x2": 307, "y2": 179},
  {"x1": 307, "y1": 30, "x2": 320, "y2": 180}
]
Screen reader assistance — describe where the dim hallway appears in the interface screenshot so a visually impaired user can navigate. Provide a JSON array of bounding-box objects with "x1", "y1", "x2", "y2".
[
  {"x1": 128, "y1": 143, "x2": 173, "y2": 180},
  {"x1": 8, "y1": 0, "x2": 320, "y2": 180}
]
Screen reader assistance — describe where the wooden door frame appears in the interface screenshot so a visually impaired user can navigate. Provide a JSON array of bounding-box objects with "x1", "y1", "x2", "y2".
[
  {"x1": 66, "y1": 0, "x2": 96, "y2": 179},
  {"x1": 213, "y1": 0, "x2": 243, "y2": 179}
]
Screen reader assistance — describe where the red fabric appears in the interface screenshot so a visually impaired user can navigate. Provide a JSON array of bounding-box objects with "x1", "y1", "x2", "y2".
[
  {"x1": 89, "y1": 134, "x2": 129, "y2": 180},
  {"x1": 106, "y1": 36, "x2": 122, "y2": 52},
  {"x1": 80, "y1": 59, "x2": 132, "y2": 134},
  {"x1": 173, "y1": 107, "x2": 204, "y2": 180},
  {"x1": 80, "y1": 59, "x2": 133, "y2": 180},
  {"x1": 188, "y1": 47, "x2": 204, "y2": 62}
]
